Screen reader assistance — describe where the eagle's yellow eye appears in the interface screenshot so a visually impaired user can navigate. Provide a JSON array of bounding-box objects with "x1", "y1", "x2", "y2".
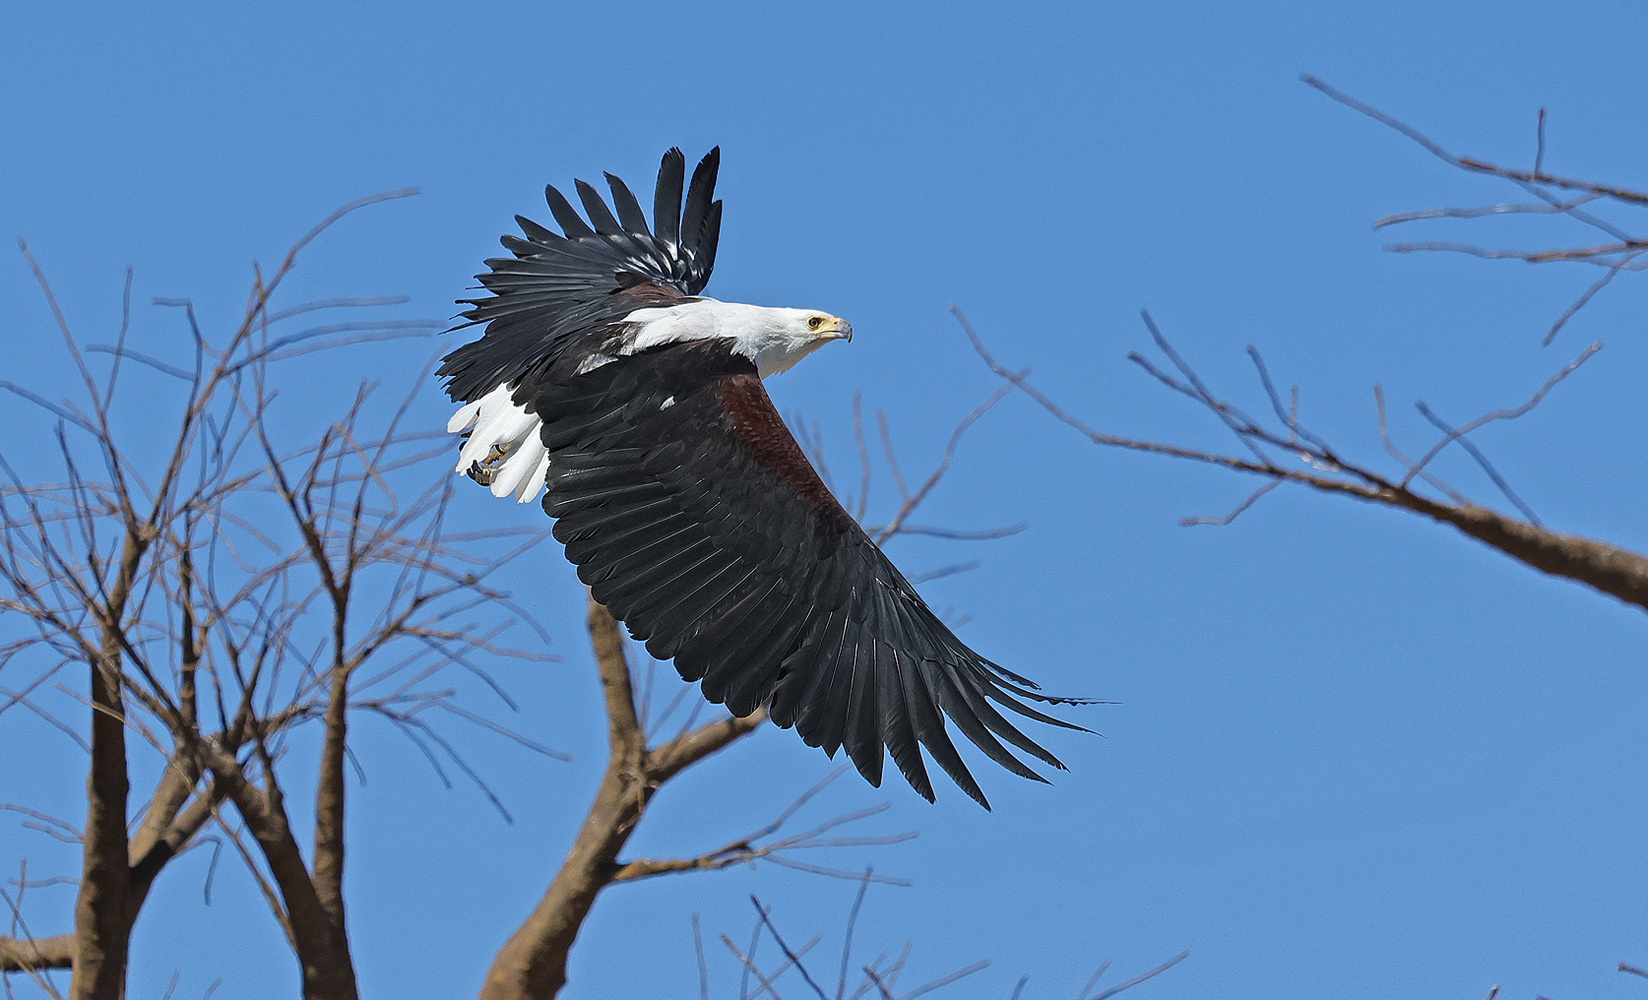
[{"x1": 807, "y1": 316, "x2": 824, "y2": 330}]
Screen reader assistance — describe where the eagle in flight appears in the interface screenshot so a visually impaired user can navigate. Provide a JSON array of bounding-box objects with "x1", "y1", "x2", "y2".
[{"x1": 439, "y1": 148, "x2": 1083, "y2": 807}]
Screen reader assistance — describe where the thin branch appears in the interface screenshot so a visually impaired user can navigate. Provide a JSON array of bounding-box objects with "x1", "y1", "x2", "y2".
[
  {"x1": 1399, "y1": 341, "x2": 1601, "y2": 488},
  {"x1": 1074, "y1": 960, "x2": 1112, "y2": 1000},
  {"x1": 1179, "y1": 478, "x2": 1282, "y2": 527},
  {"x1": 750, "y1": 898, "x2": 830, "y2": 1000},
  {"x1": 722, "y1": 934, "x2": 791, "y2": 1000},
  {"x1": 836, "y1": 870, "x2": 873, "y2": 1000},
  {"x1": 1303, "y1": 74, "x2": 1648, "y2": 207},
  {"x1": 889, "y1": 960, "x2": 988, "y2": 1000},
  {"x1": 1412, "y1": 403, "x2": 1540, "y2": 526},
  {"x1": 694, "y1": 914, "x2": 711, "y2": 1000},
  {"x1": 1374, "y1": 194, "x2": 1604, "y2": 229},
  {"x1": 1544, "y1": 257, "x2": 1639, "y2": 346},
  {"x1": 1306, "y1": 74, "x2": 1648, "y2": 337},
  {"x1": 876, "y1": 380, "x2": 1015, "y2": 543},
  {"x1": 1089, "y1": 951, "x2": 1188, "y2": 1000}
]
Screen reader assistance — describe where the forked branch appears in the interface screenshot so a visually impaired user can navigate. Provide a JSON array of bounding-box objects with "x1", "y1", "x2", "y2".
[
  {"x1": 960, "y1": 307, "x2": 1648, "y2": 614},
  {"x1": 1304, "y1": 75, "x2": 1648, "y2": 344}
]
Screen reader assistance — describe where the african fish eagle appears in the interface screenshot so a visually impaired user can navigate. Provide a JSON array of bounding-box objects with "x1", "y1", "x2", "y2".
[{"x1": 438, "y1": 148, "x2": 1083, "y2": 808}]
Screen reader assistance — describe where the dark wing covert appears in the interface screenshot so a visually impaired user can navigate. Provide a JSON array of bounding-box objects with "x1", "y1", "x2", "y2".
[
  {"x1": 520, "y1": 339, "x2": 1086, "y2": 809},
  {"x1": 439, "y1": 148, "x2": 723, "y2": 402}
]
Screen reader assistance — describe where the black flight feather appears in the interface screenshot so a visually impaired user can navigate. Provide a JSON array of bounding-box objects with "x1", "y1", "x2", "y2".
[
  {"x1": 439, "y1": 149, "x2": 723, "y2": 402},
  {"x1": 510, "y1": 338, "x2": 1085, "y2": 808},
  {"x1": 543, "y1": 184, "x2": 595, "y2": 239},
  {"x1": 679, "y1": 147, "x2": 720, "y2": 259},
  {"x1": 605, "y1": 173, "x2": 651, "y2": 236},
  {"x1": 653, "y1": 148, "x2": 685, "y2": 245},
  {"x1": 574, "y1": 179, "x2": 624, "y2": 236},
  {"x1": 515, "y1": 214, "x2": 559, "y2": 244},
  {"x1": 697, "y1": 201, "x2": 723, "y2": 281}
]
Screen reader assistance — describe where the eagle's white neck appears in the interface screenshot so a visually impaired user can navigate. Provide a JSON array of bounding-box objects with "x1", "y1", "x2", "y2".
[{"x1": 623, "y1": 299, "x2": 834, "y2": 377}]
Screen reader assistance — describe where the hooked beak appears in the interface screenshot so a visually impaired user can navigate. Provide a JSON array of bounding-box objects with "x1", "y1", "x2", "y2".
[{"x1": 821, "y1": 316, "x2": 853, "y2": 343}]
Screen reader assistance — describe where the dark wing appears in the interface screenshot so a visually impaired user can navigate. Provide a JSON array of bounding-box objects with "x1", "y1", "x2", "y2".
[
  {"x1": 521, "y1": 340, "x2": 1086, "y2": 809},
  {"x1": 439, "y1": 148, "x2": 723, "y2": 402}
]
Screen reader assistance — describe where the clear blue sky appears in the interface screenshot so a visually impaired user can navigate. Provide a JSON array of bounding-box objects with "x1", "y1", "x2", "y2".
[{"x1": 5, "y1": 3, "x2": 1648, "y2": 998}]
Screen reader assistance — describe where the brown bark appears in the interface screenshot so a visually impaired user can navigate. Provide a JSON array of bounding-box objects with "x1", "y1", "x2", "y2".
[
  {"x1": 200, "y1": 742, "x2": 360, "y2": 1000},
  {"x1": 1260, "y1": 472, "x2": 1648, "y2": 613},
  {"x1": 313, "y1": 658, "x2": 351, "y2": 928},
  {"x1": 128, "y1": 764, "x2": 195, "y2": 866},
  {"x1": 0, "y1": 935, "x2": 74, "y2": 974},
  {"x1": 6, "y1": 723, "x2": 360, "y2": 990},
  {"x1": 73, "y1": 659, "x2": 130, "y2": 1000},
  {"x1": 1411, "y1": 499, "x2": 1648, "y2": 612},
  {"x1": 1, "y1": 763, "x2": 217, "y2": 976},
  {"x1": 126, "y1": 777, "x2": 219, "y2": 910},
  {"x1": 70, "y1": 525, "x2": 151, "y2": 1000},
  {"x1": 477, "y1": 599, "x2": 764, "y2": 1000},
  {"x1": 1235, "y1": 472, "x2": 1648, "y2": 614}
]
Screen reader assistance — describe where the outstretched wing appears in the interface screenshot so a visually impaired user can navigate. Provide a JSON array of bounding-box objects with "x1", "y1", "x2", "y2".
[
  {"x1": 520, "y1": 339, "x2": 1085, "y2": 809},
  {"x1": 439, "y1": 148, "x2": 723, "y2": 402}
]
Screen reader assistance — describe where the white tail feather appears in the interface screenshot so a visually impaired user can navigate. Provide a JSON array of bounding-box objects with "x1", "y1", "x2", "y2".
[
  {"x1": 447, "y1": 383, "x2": 547, "y2": 503},
  {"x1": 447, "y1": 397, "x2": 485, "y2": 434},
  {"x1": 491, "y1": 435, "x2": 547, "y2": 502}
]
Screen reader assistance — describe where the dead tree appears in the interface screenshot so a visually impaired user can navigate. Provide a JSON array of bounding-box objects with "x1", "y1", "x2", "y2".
[{"x1": 0, "y1": 189, "x2": 569, "y2": 1000}]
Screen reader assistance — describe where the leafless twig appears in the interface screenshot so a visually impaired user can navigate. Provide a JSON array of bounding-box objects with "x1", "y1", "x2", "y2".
[{"x1": 1305, "y1": 74, "x2": 1648, "y2": 342}]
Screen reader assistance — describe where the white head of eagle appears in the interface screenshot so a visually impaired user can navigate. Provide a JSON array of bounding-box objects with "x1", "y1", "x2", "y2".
[
  {"x1": 625, "y1": 301, "x2": 852, "y2": 378},
  {"x1": 439, "y1": 148, "x2": 1086, "y2": 809}
]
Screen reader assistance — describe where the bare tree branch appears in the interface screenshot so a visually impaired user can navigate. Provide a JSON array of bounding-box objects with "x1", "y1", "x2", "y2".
[
  {"x1": 479, "y1": 595, "x2": 919, "y2": 1000},
  {"x1": 0, "y1": 936, "x2": 73, "y2": 975},
  {"x1": 961, "y1": 307, "x2": 1648, "y2": 614},
  {"x1": 1088, "y1": 951, "x2": 1188, "y2": 1000},
  {"x1": 478, "y1": 598, "x2": 770, "y2": 1000},
  {"x1": 1303, "y1": 75, "x2": 1648, "y2": 341}
]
